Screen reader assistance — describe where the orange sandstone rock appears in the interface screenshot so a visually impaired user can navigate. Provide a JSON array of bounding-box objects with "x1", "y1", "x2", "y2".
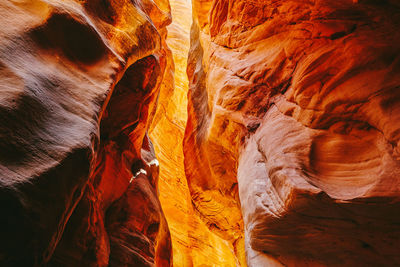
[
  {"x1": 0, "y1": 0, "x2": 172, "y2": 265},
  {"x1": 186, "y1": 0, "x2": 400, "y2": 266},
  {"x1": 184, "y1": 0, "x2": 247, "y2": 264},
  {"x1": 2, "y1": 0, "x2": 400, "y2": 265},
  {"x1": 149, "y1": 0, "x2": 242, "y2": 266}
]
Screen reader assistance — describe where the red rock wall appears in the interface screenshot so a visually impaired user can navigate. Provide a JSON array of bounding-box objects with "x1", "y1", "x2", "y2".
[
  {"x1": 185, "y1": 0, "x2": 400, "y2": 265},
  {"x1": 2, "y1": 0, "x2": 400, "y2": 266},
  {"x1": 149, "y1": 0, "x2": 243, "y2": 266},
  {"x1": 0, "y1": 0, "x2": 173, "y2": 265}
]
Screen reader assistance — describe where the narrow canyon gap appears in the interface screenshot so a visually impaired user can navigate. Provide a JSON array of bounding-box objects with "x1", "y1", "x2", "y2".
[
  {"x1": 149, "y1": 0, "x2": 243, "y2": 266},
  {"x1": 0, "y1": 0, "x2": 400, "y2": 267}
]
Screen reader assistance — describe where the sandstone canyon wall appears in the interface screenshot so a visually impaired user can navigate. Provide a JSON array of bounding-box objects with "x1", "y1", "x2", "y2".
[
  {"x1": 0, "y1": 0, "x2": 173, "y2": 266},
  {"x1": 1, "y1": 0, "x2": 400, "y2": 266},
  {"x1": 185, "y1": 0, "x2": 400, "y2": 266},
  {"x1": 149, "y1": 0, "x2": 241, "y2": 266}
]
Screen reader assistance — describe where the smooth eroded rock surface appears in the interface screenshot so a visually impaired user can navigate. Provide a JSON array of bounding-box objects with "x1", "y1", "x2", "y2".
[
  {"x1": 0, "y1": 0, "x2": 172, "y2": 265},
  {"x1": 2, "y1": 0, "x2": 400, "y2": 266},
  {"x1": 185, "y1": 0, "x2": 400, "y2": 266},
  {"x1": 149, "y1": 0, "x2": 242, "y2": 266}
]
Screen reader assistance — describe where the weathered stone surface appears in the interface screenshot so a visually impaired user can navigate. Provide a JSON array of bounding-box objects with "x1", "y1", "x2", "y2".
[
  {"x1": 185, "y1": 0, "x2": 400, "y2": 265},
  {"x1": 183, "y1": 0, "x2": 247, "y2": 264},
  {"x1": 3, "y1": 0, "x2": 400, "y2": 265},
  {"x1": 149, "y1": 0, "x2": 242, "y2": 266},
  {"x1": 0, "y1": 0, "x2": 172, "y2": 265}
]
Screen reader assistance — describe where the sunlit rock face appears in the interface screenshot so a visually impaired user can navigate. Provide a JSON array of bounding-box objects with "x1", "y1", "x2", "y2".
[
  {"x1": 149, "y1": 0, "x2": 242, "y2": 266},
  {"x1": 185, "y1": 0, "x2": 400, "y2": 266},
  {"x1": 0, "y1": 0, "x2": 172, "y2": 265},
  {"x1": 183, "y1": 1, "x2": 247, "y2": 265}
]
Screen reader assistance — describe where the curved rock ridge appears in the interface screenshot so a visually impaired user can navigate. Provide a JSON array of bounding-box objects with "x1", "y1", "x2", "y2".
[
  {"x1": 185, "y1": 0, "x2": 400, "y2": 266},
  {"x1": 2, "y1": 0, "x2": 400, "y2": 266},
  {"x1": 149, "y1": 0, "x2": 242, "y2": 266},
  {"x1": 0, "y1": 0, "x2": 173, "y2": 265}
]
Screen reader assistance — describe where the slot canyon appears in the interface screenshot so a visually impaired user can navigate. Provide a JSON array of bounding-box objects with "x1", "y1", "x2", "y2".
[{"x1": 0, "y1": 0, "x2": 400, "y2": 266}]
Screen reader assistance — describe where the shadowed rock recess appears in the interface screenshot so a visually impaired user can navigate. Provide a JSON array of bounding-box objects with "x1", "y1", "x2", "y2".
[
  {"x1": 0, "y1": 0, "x2": 172, "y2": 266},
  {"x1": 1, "y1": 0, "x2": 400, "y2": 266}
]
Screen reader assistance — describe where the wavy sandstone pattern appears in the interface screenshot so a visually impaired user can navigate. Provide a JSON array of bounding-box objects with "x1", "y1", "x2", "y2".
[
  {"x1": 0, "y1": 0, "x2": 172, "y2": 265},
  {"x1": 1, "y1": 0, "x2": 400, "y2": 266},
  {"x1": 185, "y1": 0, "x2": 400, "y2": 266}
]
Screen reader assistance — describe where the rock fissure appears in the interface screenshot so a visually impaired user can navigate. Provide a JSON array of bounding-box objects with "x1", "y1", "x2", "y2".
[{"x1": 1, "y1": 0, "x2": 400, "y2": 266}]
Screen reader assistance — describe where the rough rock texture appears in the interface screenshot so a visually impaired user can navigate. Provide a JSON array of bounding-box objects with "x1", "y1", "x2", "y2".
[
  {"x1": 185, "y1": 0, "x2": 400, "y2": 266},
  {"x1": 0, "y1": 0, "x2": 172, "y2": 266},
  {"x1": 184, "y1": 0, "x2": 248, "y2": 264},
  {"x1": 3, "y1": 0, "x2": 400, "y2": 266},
  {"x1": 149, "y1": 0, "x2": 241, "y2": 266}
]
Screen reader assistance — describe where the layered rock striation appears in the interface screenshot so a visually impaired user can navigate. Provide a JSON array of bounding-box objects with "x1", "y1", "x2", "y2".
[
  {"x1": 1, "y1": 0, "x2": 400, "y2": 266},
  {"x1": 185, "y1": 0, "x2": 400, "y2": 266},
  {"x1": 184, "y1": 1, "x2": 247, "y2": 264},
  {"x1": 149, "y1": 0, "x2": 241, "y2": 266},
  {"x1": 0, "y1": 0, "x2": 173, "y2": 265}
]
